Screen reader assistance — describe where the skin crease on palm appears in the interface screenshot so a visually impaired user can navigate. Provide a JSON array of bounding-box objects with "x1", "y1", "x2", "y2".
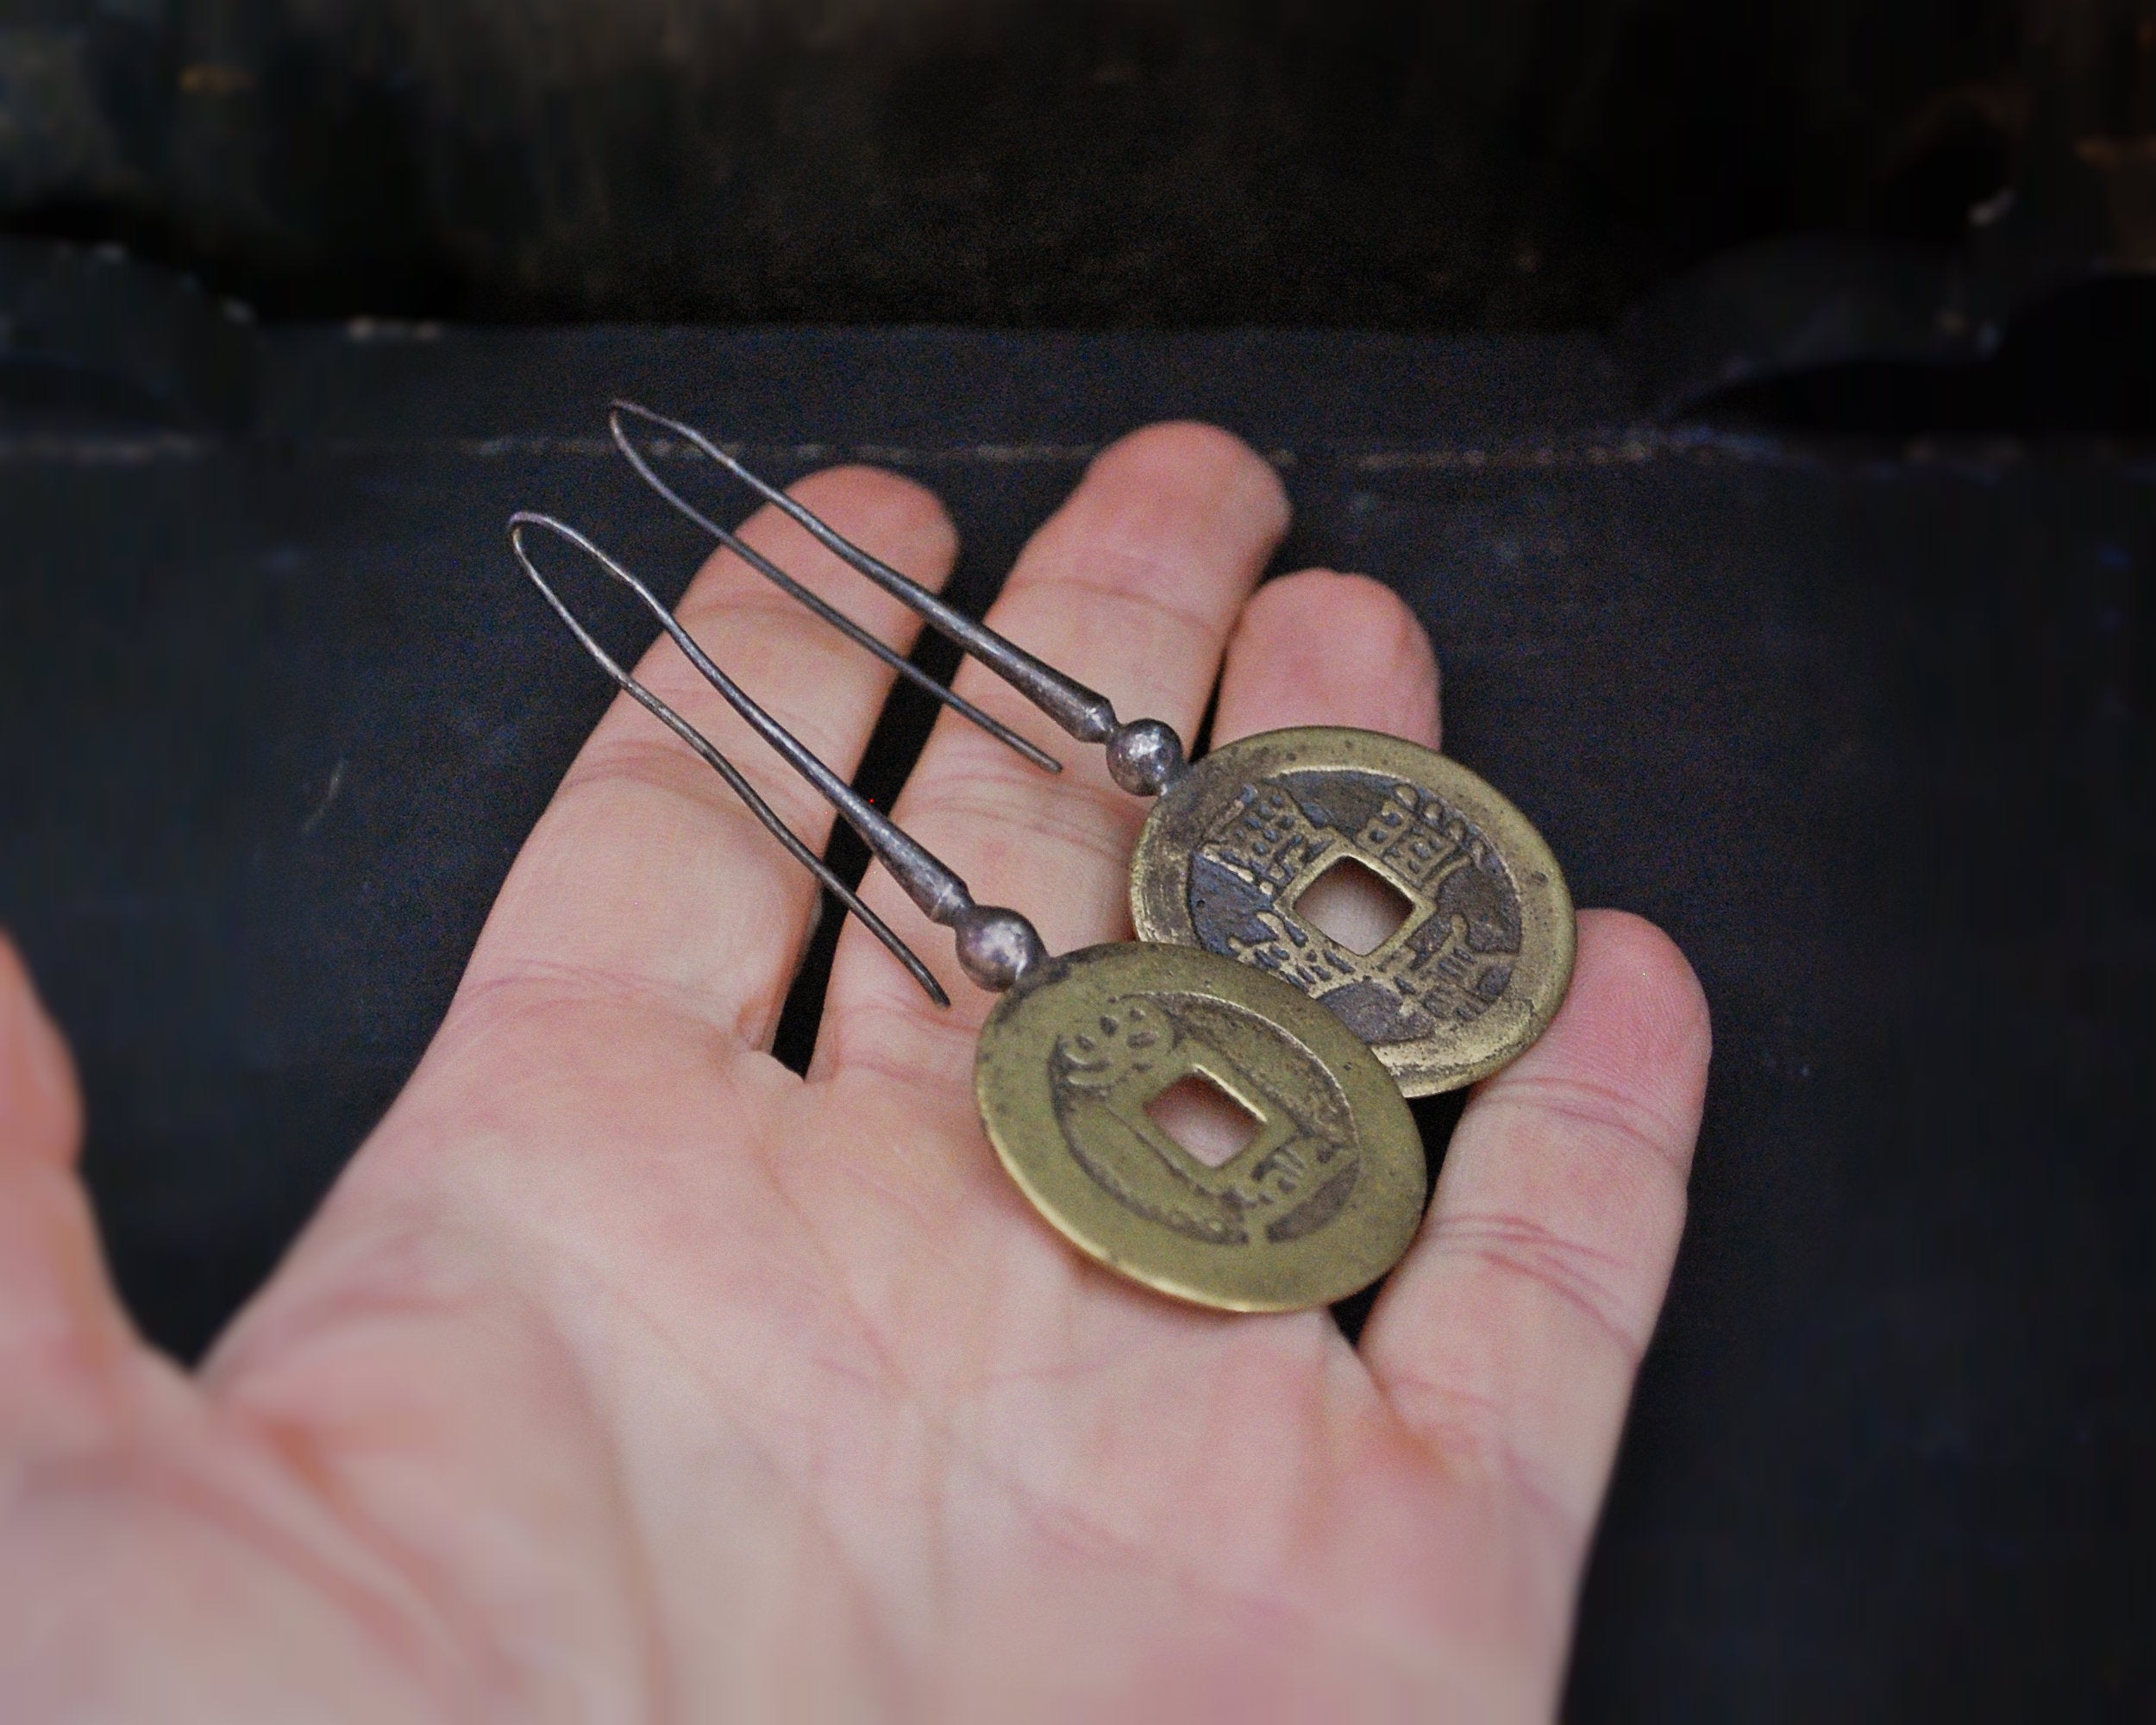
[{"x1": 0, "y1": 423, "x2": 1710, "y2": 1723}]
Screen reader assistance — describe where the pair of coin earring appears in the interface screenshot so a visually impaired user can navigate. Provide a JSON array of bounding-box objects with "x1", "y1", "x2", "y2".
[{"x1": 505, "y1": 409, "x2": 1575, "y2": 1310}]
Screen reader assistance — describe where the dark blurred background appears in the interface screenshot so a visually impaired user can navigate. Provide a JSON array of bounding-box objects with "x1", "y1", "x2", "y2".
[
  {"x1": 2, "y1": 3, "x2": 2153, "y2": 1722},
  {"x1": 0, "y1": 0, "x2": 2146, "y2": 329}
]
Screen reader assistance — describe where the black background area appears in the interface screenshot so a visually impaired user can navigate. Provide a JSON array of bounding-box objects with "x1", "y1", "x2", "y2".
[{"x1": 0, "y1": 0, "x2": 2036, "y2": 328}]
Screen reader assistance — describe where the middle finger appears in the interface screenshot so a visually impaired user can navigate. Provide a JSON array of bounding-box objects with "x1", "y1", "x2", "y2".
[{"x1": 819, "y1": 422, "x2": 1289, "y2": 1074}]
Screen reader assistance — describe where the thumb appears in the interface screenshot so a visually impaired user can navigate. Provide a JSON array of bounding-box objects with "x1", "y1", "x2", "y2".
[{"x1": 0, "y1": 934, "x2": 138, "y2": 1443}]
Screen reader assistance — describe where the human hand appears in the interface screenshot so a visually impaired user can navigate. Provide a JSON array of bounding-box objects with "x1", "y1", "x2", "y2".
[{"x1": 0, "y1": 424, "x2": 1708, "y2": 1721}]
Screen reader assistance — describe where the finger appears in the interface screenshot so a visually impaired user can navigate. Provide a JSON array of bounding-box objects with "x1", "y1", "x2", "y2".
[
  {"x1": 0, "y1": 933, "x2": 139, "y2": 1446},
  {"x1": 1212, "y1": 568, "x2": 1441, "y2": 748},
  {"x1": 819, "y1": 423, "x2": 1290, "y2": 1060},
  {"x1": 1360, "y1": 911, "x2": 1711, "y2": 1552},
  {"x1": 467, "y1": 467, "x2": 958, "y2": 1048}
]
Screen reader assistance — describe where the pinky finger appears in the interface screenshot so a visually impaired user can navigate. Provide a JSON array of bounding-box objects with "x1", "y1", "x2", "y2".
[{"x1": 1358, "y1": 911, "x2": 1711, "y2": 1553}]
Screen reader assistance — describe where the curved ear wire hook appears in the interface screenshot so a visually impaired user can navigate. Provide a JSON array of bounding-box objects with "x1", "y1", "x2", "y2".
[
  {"x1": 607, "y1": 409, "x2": 1062, "y2": 775},
  {"x1": 509, "y1": 510, "x2": 953, "y2": 1007},
  {"x1": 608, "y1": 402, "x2": 1186, "y2": 794}
]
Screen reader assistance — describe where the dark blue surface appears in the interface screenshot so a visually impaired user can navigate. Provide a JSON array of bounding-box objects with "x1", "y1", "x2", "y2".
[{"x1": 1, "y1": 327, "x2": 2149, "y2": 1719}]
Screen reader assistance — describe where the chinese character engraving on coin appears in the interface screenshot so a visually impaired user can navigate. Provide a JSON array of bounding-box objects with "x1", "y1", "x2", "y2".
[{"x1": 1133, "y1": 728, "x2": 1575, "y2": 1097}]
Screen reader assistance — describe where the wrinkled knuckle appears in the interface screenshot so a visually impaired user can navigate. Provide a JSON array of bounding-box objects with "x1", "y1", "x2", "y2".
[
  {"x1": 1067, "y1": 555, "x2": 1221, "y2": 639},
  {"x1": 439, "y1": 964, "x2": 623, "y2": 1057},
  {"x1": 448, "y1": 957, "x2": 768, "y2": 1054},
  {"x1": 1501, "y1": 1071, "x2": 1693, "y2": 1183},
  {"x1": 918, "y1": 750, "x2": 1139, "y2": 844},
  {"x1": 1383, "y1": 1371, "x2": 1583, "y2": 1539},
  {"x1": 1436, "y1": 1209, "x2": 1651, "y2": 1364},
  {"x1": 818, "y1": 1000, "x2": 979, "y2": 1092},
  {"x1": 932, "y1": 781, "x2": 1135, "y2": 875},
  {"x1": 555, "y1": 735, "x2": 705, "y2": 806}
]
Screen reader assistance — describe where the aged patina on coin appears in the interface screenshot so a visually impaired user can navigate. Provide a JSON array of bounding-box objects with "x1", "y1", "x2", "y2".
[
  {"x1": 1131, "y1": 726, "x2": 1575, "y2": 1098},
  {"x1": 975, "y1": 941, "x2": 1426, "y2": 1311}
]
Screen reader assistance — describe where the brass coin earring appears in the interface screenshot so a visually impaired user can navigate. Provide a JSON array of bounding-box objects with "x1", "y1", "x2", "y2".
[
  {"x1": 507, "y1": 512, "x2": 1426, "y2": 1312},
  {"x1": 611, "y1": 401, "x2": 1576, "y2": 1097}
]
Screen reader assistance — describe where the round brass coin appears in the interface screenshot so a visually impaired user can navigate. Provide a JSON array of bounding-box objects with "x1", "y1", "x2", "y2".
[
  {"x1": 975, "y1": 942, "x2": 1426, "y2": 1312},
  {"x1": 1131, "y1": 726, "x2": 1576, "y2": 1097}
]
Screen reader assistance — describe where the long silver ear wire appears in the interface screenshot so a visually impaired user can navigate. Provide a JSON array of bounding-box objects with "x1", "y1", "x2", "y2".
[
  {"x1": 605, "y1": 408, "x2": 1061, "y2": 774},
  {"x1": 509, "y1": 511, "x2": 1049, "y2": 1006},
  {"x1": 611, "y1": 400, "x2": 1192, "y2": 799},
  {"x1": 512, "y1": 511, "x2": 954, "y2": 1006},
  {"x1": 507, "y1": 507, "x2": 1431, "y2": 1315},
  {"x1": 599, "y1": 403, "x2": 1576, "y2": 1108}
]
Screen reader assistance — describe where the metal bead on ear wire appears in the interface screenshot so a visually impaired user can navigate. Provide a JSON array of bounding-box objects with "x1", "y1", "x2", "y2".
[
  {"x1": 609, "y1": 400, "x2": 1576, "y2": 1098},
  {"x1": 508, "y1": 505, "x2": 1425, "y2": 1311}
]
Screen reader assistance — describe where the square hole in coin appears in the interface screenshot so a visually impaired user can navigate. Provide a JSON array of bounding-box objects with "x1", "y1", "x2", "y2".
[
  {"x1": 1145, "y1": 1072, "x2": 1263, "y2": 1169},
  {"x1": 1293, "y1": 856, "x2": 1413, "y2": 955}
]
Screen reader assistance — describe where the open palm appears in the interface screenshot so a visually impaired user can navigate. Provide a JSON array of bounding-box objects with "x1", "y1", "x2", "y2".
[{"x1": 0, "y1": 424, "x2": 1708, "y2": 1722}]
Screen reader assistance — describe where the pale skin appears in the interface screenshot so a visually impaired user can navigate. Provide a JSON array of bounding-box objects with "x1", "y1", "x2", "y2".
[{"x1": 0, "y1": 424, "x2": 1710, "y2": 1722}]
